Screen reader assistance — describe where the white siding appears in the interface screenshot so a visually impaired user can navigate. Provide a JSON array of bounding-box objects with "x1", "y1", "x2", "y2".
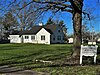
[
  {"x1": 97, "y1": 38, "x2": 100, "y2": 42},
  {"x1": 22, "y1": 35, "x2": 37, "y2": 43},
  {"x1": 8, "y1": 26, "x2": 65, "y2": 44},
  {"x1": 68, "y1": 38, "x2": 73, "y2": 43},
  {"x1": 36, "y1": 28, "x2": 50, "y2": 44},
  {"x1": 22, "y1": 28, "x2": 50, "y2": 44},
  {"x1": 9, "y1": 35, "x2": 21, "y2": 43}
]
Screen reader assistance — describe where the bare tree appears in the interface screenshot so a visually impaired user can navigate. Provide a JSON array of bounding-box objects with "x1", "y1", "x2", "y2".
[
  {"x1": 9, "y1": 0, "x2": 44, "y2": 31},
  {"x1": 17, "y1": 0, "x2": 83, "y2": 63},
  {"x1": 0, "y1": 0, "x2": 83, "y2": 64},
  {"x1": 82, "y1": 25, "x2": 90, "y2": 40},
  {"x1": 2, "y1": 12, "x2": 18, "y2": 38}
]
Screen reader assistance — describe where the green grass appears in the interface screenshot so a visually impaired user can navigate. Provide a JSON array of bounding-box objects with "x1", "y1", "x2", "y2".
[
  {"x1": 0, "y1": 44, "x2": 72, "y2": 66},
  {"x1": 33, "y1": 65, "x2": 100, "y2": 75},
  {"x1": 0, "y1": 43, "x2": 100, "y2": 75}
]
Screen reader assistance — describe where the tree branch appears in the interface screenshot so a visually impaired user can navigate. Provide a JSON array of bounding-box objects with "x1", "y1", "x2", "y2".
[
  {"x1": 18, "y1": 0, "x2": 73, "y2": 13},
  {"x1": 19, "y1": 1, "x2": 34, "y2": 10},
  {"x1": 82, "y1": 11, "x2": 90, "y2": 20},
  {"x1": 69, "y1": 0, "x2": 83, "y2": 13},
  {"x1": 32, "y1": 1, "x2": 72, "y2": 8},
  {"x1": 7, "y1": 0, "x2": 17, "y2": 8},
  {"x1": 18, "y1": 0, "x2": 72, "y2": 10}
]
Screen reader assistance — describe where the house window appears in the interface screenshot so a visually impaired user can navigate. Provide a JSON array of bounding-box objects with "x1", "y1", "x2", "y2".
[
  {"x1": 57, "y1": 36, "x2": 61, "y2": 40},
  {"x1": 31, "y1": 36, "x2": 35, "y2": 40},
  {"x1": 58, "y1": 30, "x2": 60, "y2": 32},
  {"x1": 41, "y1": 35, "x2": 45, "y2": 40},
  {"x1": 25, "y1": 36, "x2": 29, "y2": 39},
  {"x1": 63, "y1": 36, "x2": 65, "y2": 40},
  {"x1": 53, "y1": 38, "x2": 55, "y2": 41}
]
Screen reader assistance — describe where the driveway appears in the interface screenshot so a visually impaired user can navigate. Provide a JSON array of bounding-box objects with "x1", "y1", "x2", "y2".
[{"x1": 0, "y1": 66, "x2": 49, "y2": 75}]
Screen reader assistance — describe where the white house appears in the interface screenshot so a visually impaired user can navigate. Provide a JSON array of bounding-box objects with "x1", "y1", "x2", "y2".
[
  {"x1": 8, "y1": 25, "x2": 65, "y2": 44},
  {"x1": 68, "y1": 38, "x2": 73, "y2": 43},
  {"x1": 97, "y1": 38, "x2": 100, "y2": 43}
]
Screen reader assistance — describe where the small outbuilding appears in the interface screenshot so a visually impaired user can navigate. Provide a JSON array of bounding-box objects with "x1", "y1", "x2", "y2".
[{"x1": 68, "y1": 38, "x2": 73, "y2": 43}]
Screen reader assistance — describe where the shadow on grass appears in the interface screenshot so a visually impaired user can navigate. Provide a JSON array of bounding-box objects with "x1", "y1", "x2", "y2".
[
  {"x1": 0, "y1": 52, "x2": 41, "y2": 66},
  {"x1": 0, "y1": 63, "x2": 79, "y2": 73},
  {"x1": 0, "y1": 57, "x2": 100, "y2": 74},
  {"x1": 0, "y1": 44, "x2": 25, "y2": 51}
]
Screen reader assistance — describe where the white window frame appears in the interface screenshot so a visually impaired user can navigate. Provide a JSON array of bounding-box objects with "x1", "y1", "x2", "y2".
[
  {"x1": 41, "y1": 35, "x2": 45, "y2": 40},
  {"x1": 25, "y1": 36, "x2": 29, "y2": 39},
  {"x1": 31, "y1": 35, "x2": 35, "y2": 40},
  {"x1": 58, "y1": 29, "x2": 60, "y2": 32}
]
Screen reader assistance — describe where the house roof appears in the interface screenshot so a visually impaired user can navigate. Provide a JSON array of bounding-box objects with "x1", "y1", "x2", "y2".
[
  {"x1": 20, "y1": 25, "x2": 53, "y2": 35},
  {"x1": 44, "y1": 25, "x2": 57, "y2": 34},
  {"x1": 20, "y1": 26, "x2": 42, "y2": 35},
  {"x1": 10, "y1": 25, "x2": 58, "y2": 35},
  {"x1": 9, "y1": 30, "x2": 20, "y2": 35}
]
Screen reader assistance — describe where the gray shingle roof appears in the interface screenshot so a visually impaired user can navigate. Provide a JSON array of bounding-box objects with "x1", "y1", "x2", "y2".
[
  {"x1": 11, "y1": 25, "x2": 58, "y2": 35},
  {"x1": 44, "y1": 25, "x2": 57, "y2": 33}
]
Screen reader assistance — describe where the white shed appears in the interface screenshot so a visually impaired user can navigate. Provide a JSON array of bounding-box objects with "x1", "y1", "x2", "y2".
[
  {"x1": 8, "y1": 35, "x2": 21, "y2": 43},
  {"x1": 68, "y1": 38, "x2": 73, "y2": 43}
]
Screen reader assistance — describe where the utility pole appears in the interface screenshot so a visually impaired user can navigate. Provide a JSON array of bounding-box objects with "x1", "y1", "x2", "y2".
[
  {"x1": 91, "y1": 25, "x2": 94, "y2": 44},
  {"x1": 89, "y1": 20, "x2": 94, "y2": 45}
]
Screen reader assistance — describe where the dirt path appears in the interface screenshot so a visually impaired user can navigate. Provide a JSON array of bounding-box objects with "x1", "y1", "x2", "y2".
[
  {"x1": 0, "y1": 66, "x2": 21, "y2": 73},
  {"x1": 0, "y1": 66, "x2": 49, "y2": 75},
  {"x1": 1, "y1": 70, "x2": 38, "y2": 75}
]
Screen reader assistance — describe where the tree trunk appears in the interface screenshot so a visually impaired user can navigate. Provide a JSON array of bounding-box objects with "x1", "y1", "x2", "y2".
[
  {"x1": 72, "y1": 12, "x2": 82, "y2": 58},
  {"x1": 71, "y1": 11, "x2": 82, "y2": 64},
  {"x1": 70, "y1": 0, "x2": 83, "y2": 64}
]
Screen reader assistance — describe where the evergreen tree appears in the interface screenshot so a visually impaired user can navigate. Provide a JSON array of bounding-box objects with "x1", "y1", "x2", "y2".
[{"x1": 45, "y1": 18, "x2": 55, "y2": 25}]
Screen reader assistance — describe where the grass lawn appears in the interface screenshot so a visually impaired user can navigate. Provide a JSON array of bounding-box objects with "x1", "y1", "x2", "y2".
[{"x1": 0, "y1": 43, "x2": 100, "y2": 75}]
